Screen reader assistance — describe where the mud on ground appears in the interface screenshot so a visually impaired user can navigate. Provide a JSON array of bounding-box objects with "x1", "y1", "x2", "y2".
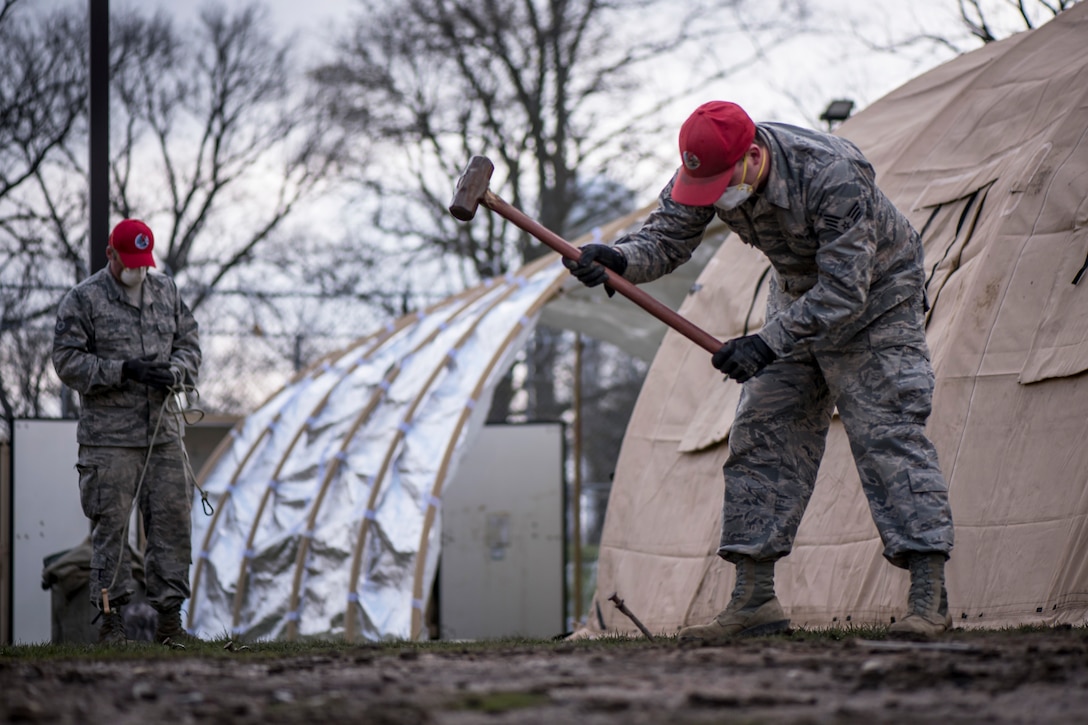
[{"x1": 2, "y1": 627, "x2": 1087, "y2": 724}]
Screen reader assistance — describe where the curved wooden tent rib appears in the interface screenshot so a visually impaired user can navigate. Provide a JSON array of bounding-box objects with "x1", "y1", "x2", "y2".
[
  {"x1": 227, "y1": 346, "x2": 381, "y2": 632},
  {"x1": 187, "y1": 345, "x2": 373, "y2": 631},
  {"x1": 189, "y1": 254, "x2": 571, "y2": 641},
  {"x1": 281, "y1": 281, "x2": 501, "y2": 640},
  {"x1": 225, "y1": 288, "x2": 487, "y2": 636},
  {"x1": 192, "y1": 342, "x2": 355, "y2": 511},
  {"x1": 408, "y1": 260, "x2": 568, "y2": 639},
  {"x1": 343, "y1": 271, "x2": 543, "y2": 641},
  {"x1": 192, "y1": 343, "x2": 352, "y2": 496}
]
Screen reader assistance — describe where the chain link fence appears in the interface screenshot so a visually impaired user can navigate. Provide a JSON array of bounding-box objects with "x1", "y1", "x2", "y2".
[{"x1": 0, "y1": 284, "x2": 405, "y2": 439}]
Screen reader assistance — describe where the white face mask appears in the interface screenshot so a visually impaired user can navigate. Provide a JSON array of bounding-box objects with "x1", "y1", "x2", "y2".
[
  {"x1": 713, "y1": 152, "x2": 766, "y2": 211},
  {"x1": 119, "y1": 266, "x2": 148, "y2": 288}
]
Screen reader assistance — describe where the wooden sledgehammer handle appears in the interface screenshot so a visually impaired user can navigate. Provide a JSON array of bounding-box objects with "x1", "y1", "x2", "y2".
[
  {"x1": 484, "y1": 191, "x2": 722, "y2": 354},
  {"x1": 450, "y1": 156, "x2": 722, "y2": 355}
]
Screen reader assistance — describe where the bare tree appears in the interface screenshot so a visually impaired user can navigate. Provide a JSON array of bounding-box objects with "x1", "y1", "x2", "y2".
[
  {"x1": 106, "y1": 3, "x2": 344, "y2": 312},
  {"x1": 310, "y1": 0, "x2": 810, "y2": 432},
  {"x1": 0, "y1": 2, "x2": 88, "y2": 427},
  {"x1": 846, "y1": 0, "x2": 1082, "y2": 62},
  {"x1": 0, "y1": 1, "x2": 350, "y2": 426},
  {"x1": 957, "y1": 0, "x2": 1081, "y2": 43},
  {"x1": 0, "y1": 4, "x2": 85, "y2": 222},
  {"x1": 312, "y1": 0, "x2": 808, "y2": 284}
]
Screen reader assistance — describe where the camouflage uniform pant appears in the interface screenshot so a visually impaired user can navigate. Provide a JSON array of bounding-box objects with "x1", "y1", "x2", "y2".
[
  {"x1": 719, "y1": 295, "x2": 954, "y2": 569},
  {"x1": 76, "y1": 442, "x2": 193, "y2": 611}
]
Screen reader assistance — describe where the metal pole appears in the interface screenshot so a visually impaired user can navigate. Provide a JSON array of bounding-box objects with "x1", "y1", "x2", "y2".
[
  {"x1": 88, "y1": 0, "x2": 109, "y2": 273},
  {"x1": 572, "y1": 333, "x2": 584, "y2": 625}
]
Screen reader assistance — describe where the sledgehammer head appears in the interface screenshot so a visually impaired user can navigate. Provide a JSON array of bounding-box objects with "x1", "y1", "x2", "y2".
[{"x1": 449, "y1": 155, "x2": 495, "y2": 221}]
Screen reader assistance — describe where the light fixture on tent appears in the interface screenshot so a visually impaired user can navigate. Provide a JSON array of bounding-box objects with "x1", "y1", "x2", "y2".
[{"x1": 820, "y1": 99, "x2": 855, "y2": 131}]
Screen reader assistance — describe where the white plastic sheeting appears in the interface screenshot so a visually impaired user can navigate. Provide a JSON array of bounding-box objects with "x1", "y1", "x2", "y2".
[{"x1": 188, "y1": 255, "x2": 568, "y2": 641}]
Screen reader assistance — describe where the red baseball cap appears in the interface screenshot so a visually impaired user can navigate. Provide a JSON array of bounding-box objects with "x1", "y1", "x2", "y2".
[
  {"x1": 671, "y1": 101, "x2": 756, "y2": 207},
  {"x1": 108, "y1": 219, "x2": 156, "y2": 268}
]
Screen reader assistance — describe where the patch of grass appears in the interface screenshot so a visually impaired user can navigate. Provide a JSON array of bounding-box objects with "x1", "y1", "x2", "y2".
[
  {"x1": 0, "y1": 633, "x2": 652, "y2": 662},
  {"x1": 0, "y1": 636, "x2": 242, "y2": 661},
  {"x1": 3, "y1": 623, "x2": 1083, "y2": 662},
  {"x1": 785, "y1": 624, "x2": 891, "y2": 641}
]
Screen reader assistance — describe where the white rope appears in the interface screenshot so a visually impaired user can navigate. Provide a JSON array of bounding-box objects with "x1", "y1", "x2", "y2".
[{"x1": 104, "y1": 375, "x2": 212, "y2": 598}]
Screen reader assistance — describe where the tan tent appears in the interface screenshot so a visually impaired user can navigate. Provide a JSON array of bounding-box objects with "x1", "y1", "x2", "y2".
[
  {"x1": 186, "y1": 5, "x2": 1087, "y2": 642},
  {"x1": 589, "y1": 4, "x2": 1088, "y2": 633}
]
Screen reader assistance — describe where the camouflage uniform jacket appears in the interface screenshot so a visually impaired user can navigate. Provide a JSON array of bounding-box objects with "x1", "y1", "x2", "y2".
[
  {"x1": 615, "y1": 122, "x2": 926, "y2": 357},
  {"x1": 52, "y1": 267, "x2": 201, "y2": 447}
]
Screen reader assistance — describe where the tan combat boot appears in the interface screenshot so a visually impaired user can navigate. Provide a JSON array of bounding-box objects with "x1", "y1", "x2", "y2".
[
  {"x1": 678, "y1": 557, "x2": 789, "y2": 645},
  {"x1": 888, "y1": 553, "x2": 952, "y2": 640},
  {"x1": 155, "y1": 606, "x2": 201, "y2": 648},
  {"x1": 98, "y1": 607, "x2": 129, "y2": 646}
]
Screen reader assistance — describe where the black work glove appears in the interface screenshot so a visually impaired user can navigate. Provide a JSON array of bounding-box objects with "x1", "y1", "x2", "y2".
[
  {"x1": 562, "y1": 244, "x2": 628, "y2": 296},
  {"x1": 712, "y1": 334, "x2": 777, "y2": 383},
  {"x1": 122, "y1": 353, "x2": 175, "y2": 390}
]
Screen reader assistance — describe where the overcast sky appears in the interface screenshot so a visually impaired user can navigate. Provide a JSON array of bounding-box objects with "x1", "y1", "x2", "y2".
[
  {"x1": 39, "y1": 0, "x2": 1056, "y2": 124},
  {"x1": 28, "y1": 0, "x2": 1052, "y2": 241},
  {"x1": 49, "y1": 0, "x2": 974, "y2": 125},
  {"x1": 33, "y1": 0, "x2": 1019, "y2": 237},
  {"x1": 33, "y1": 0, "x2": 1048, "y2": 140}
]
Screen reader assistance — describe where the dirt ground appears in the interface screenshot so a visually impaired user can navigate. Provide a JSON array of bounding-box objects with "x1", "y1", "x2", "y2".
[{"x1": 2, "y1": 626, "x2": 1087, "y2": 724}]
